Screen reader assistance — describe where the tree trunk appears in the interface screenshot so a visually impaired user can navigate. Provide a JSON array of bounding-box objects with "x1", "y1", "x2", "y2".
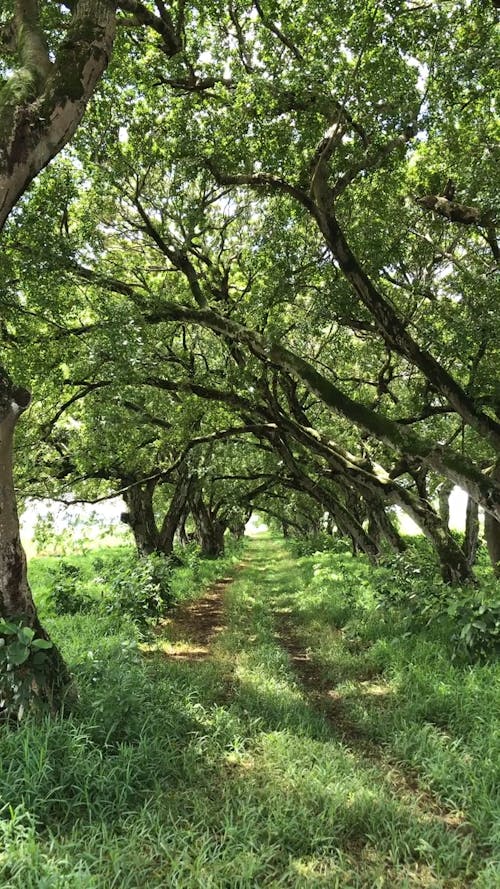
[
  {"x1": 0, "y1": 1, "x2": 116, "y2": 712},
  {"x1": 229, "y1": 522, "x2": 246, "y2": 539},
  {"x1": 485, "y1": 514, "x2": 500, "y2": 577},
  {"x1": 485, "y1": 462, "x2": 500, "y2": 577},
  {"x1": 367, "y1": 515, "x2": 382, "y2": 550},
  {"x1": 395, "y1": 491, "x2": 472, "y2": 584},
  {"x1": 463, "y1": 495, "x2": 479, "y2": 568},
  {"x1": 176, "y1": 508, "x2": 191, "y2": 546},
  {"x1": 200, "y1": 520, "x2": 226, "y2": 557},
  {"x1": 190, "y1": 486, "x2": 226, "y2": 557},
  {"x1": 0, "y1": 0, "x2": 117, "y2": 229},
  {"x1": 373, "y1": 507, "x2": 407, "y2": 553},
  {"x1": 0, "y1": 394, "x2": 33, "y2": 619},
  {"x1": 289, "y1": 471, "x2": 381, "y2": 563},
  {"x1": 195, "y1": 509, "x2": 226, "y2": 557},
  {"x1": 0, "y1": 383, "x2": 70, "y2": 710},
  {"x1": 157, "y1": 470, "x2": 192, "y2": 557},
  {"x1": 438, "y1": 480, "x2": 454, "y2": 529},
  {"x1": 122, "y1": 480, "x2": 159, "y2": 556}
]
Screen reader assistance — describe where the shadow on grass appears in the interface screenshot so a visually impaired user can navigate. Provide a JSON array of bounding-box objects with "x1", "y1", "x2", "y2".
[{"x1": 0, "y1": 535, "x2": 483, "y2": 887}]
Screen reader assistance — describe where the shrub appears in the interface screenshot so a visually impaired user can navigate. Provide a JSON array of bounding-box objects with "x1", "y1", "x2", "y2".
[
  {"x1": 288, "y1": 533, "x2": 351, "y2": 558},
  {"x1": 49, "y1": 563, "x2": 95, "y2": 615},
  {"x1": 104, "y1": 553, "x2": 174, "y2": 634},
  {"x1": 0, "y1": 619, "x2": 54, "y2": 719},
  {"x1": 448, "y1": 594, "x2": 500, "y2": 661}
]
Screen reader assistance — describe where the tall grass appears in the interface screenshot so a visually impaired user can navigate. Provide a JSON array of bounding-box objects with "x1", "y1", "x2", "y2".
[{"x1": 1, "y1": 535, "x2": 498, "y2": 887}]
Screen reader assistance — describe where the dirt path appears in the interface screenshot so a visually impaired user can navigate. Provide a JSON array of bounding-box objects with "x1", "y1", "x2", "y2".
[
  {"x1": 156, "y1": 544, "x2": 470, "y2": 837},
  {"x1": 154, "y1": 573, "x2": 234, "y2": 661},
  {"x1": 153, "y1": 560, "x2": 252, "y2": 661},
  {"x1": 276, "y1": 610, "x2": 471, "y2": 838}
]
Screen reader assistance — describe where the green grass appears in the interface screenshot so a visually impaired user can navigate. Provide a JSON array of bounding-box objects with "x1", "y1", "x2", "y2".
[
  {"x1": 28, "y1": 539, "x2": 243, "y2": 617},
  {"x1": 28, "y1": 545, "x2": 127, "y2": 605},
  {"x1": 277, "y1": 537, "x2": 500, "y2": 885},
  {"x1": 1, "y1": 535, "x2": 499, "y2": 887}
]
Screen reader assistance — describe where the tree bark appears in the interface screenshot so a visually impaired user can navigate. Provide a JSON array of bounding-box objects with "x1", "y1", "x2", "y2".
[
  {"x1": 0, "y1": 392, "x2": 33, "y2": 619},
  {"x1": 190, "y1": 485, "x2": 226, "y2": 557},
  {"x1": 0, "y1": 0, "x2": 117, "y2": 229},
  {"x1": 195, "y1": 512, "x2": 226, "y2": 557},
  {"x1": 176, "y1": 507, "x2": 191, "y2": 546},
  {"x1": 438, "y1": 480, "x2": 454, "y2": 530},
  {"x1": 367, "y1": 501, "x2": 407, "y2": 553},
  {"x1": 0, "y1": 381, "x2": 70, "y2": 708},
  {"x1": 463, "y1": 495, "x2": 479, "y2": 568},
  {"x1": 122, "y1": 480, "x2": 159, "y2": 556},
  {"x1": 157, "y1": 469, "x2": 192, "y2": 556},
  {"x1": 485, "y1": 462, "x2": 500, "y2": 577}
]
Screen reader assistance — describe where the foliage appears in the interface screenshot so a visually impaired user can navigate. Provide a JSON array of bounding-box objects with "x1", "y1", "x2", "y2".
[
  {"x1": 0, "y1": 619, "x2": 53, "y2": 719},
  {"x1": 287, "y1": 532, "x2": 352, "y2": 558},
  {"x1": 448, "y1": 592, "x2": 500, "y2": 662},
  {"x1": 2, "y1": 0, "x2": 498, "y2": 608},
  {"x1": 365, "y1": 543, "x2": 500, "y2": 661},
  {"x1": 103, "y1": 552, "x2": 174, "y2": 634},
  {"x1": 1, "y1": 535, "x2": 498, "y2": 886},
  {"x1": 28, "y1": 538, "x2": 244, "y2": 634},
  {"x1": 49, "y1": 563, "x2": 95, "y2": 615}
]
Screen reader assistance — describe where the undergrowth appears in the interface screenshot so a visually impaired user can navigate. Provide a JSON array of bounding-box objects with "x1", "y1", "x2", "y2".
[
  {"x1": 1, "y1": 534, "x2": 498, "y2": 887},
  {"x1": 283, "y1": 535, "x2": 500, "y2": 886}
]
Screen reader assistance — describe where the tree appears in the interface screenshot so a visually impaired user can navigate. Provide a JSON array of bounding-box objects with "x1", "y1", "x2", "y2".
[
  {"x1": 0, "y1": 0, "x2": 182, "y2": 703},
  {"x1": 1, "y1": 0, "x2": 498, "y2": 689}
]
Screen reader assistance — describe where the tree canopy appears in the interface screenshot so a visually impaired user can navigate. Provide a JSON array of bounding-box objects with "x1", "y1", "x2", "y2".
[{"x1": 0, "y1": 0, "x2": 499, "y2": 699}]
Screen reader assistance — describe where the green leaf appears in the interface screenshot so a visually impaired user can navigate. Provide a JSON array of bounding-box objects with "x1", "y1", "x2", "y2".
[
  {"x1": 0, "y1": 620, "x2": 19, "y2": 635},
  {"x1": 31, "y1": 638, "x2": 53, "y2": 650},
  {"x1": 18, "y1": 627, "x2": 35, "y2": 645},
  {"x1": 7, "y1": 642, "x2": 30, "y2": 666}
]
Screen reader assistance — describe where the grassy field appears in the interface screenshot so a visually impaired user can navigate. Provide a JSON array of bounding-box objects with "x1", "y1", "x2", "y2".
[{"x1": 1, "y1": 535, "x2": 499, "y2": 887}]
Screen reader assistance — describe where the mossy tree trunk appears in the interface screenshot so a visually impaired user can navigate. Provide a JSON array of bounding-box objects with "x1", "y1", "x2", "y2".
[
  {"x1": 438, "y1": 480, "x2": 454, "y2": 530},
  {"x1": 0, "y1": 378, "x2": 70, "y2": 708},
  {"x1": 190, "y1": 485, "x2": 226, "y2": 558},
  {"x1": 157, "y1": 468, "x2": 192, "y2": 557},
  {"x1": 485, "y1": 462, "x2": 500, "y2": 577},
  {"x1": 463, "y1": 495, "x2": 479, "y2": 568},
  {"x1": 0, "y1": 0, "x2": 118, "y2": 712},
  {"x1": 0, "y1": 0, "x2": 117, "y2": 229},
  {"x1": 122, "y1": 480, "x2": 160, "y2": 557}
]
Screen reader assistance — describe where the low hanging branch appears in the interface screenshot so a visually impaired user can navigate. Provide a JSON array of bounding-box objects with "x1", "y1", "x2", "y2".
[
  {"x1": 207, "y1": 163, "x2": 500, "y2": 451},
  {"x1": 66, "y1": 259, "x2": 500, "y2": 521}
]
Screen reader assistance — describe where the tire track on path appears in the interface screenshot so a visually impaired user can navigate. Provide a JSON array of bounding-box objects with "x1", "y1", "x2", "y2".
[{"x1": 275, "y1": 608, "x2": 473, "y2": 842}]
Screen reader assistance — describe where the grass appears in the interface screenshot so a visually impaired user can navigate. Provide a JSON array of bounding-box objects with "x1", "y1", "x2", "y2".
[
  {"x1": 27, "y1": 544, "x2": 133, "y2": 611},
  {"x1": 277, "y1": 536, "x2": 500, "y2": 885},
  {"x1": 0, "y1": 534, "x2": 498, "y2": 887}
]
